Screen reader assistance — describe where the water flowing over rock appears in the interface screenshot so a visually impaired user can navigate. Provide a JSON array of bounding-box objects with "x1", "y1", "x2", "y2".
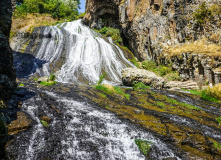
[
  {"x1": 11, "y1": 20, "x2": 135, "y2": 85},
  {"x1": 121, "y1": 68, "x2": 164, "y2": 89}
]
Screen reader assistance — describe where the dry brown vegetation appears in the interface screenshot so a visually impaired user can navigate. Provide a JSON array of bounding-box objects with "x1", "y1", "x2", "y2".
[
  {"x1": 11, "y1": 13, "x2": 58, "y2": 38},
  {"x1": 206, "y1": 83, "x2": 221, "y2": 100},
  {"x1": 164, "y1": 38, "x2": 221, "y2": 57}
]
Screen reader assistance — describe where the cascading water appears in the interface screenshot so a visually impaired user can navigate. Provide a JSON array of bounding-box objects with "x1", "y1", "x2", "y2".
[{"x1": 13, "y1": 19, "x2": 134, "y2": 84}]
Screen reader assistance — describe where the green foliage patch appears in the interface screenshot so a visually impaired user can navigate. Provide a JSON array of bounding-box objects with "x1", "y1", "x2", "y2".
[
  {"x1": 40, "y1": 120, "x2": 49, "y2": 127},
  {"x1": 216, "y1": 117, "x2": 221, "y2": 126},
  {"x1": 14, "y1": 0, "x2": 80, "y2": 19},
  {"x1": 40, "y1": 81, "x2": 57, "y2": 86},
  {"x1": 98, "y1": 27, "x2": 122, "y2": 44},
  {"x1": 19, "y1": 84, "x2": 25, "y2": 87},
  {"x1": 133, "y1": 82, "x2": 151, "y2": 91}
]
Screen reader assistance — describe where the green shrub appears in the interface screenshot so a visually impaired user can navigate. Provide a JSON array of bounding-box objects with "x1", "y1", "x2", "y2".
[
  {"x1": 142, "y1": 61, "x2": 157, "y2": 71},
  {"x1": 14, "y1": 0, "x2": 80, "y2": 19},
  {"x1": 129, "y1": 58, "x2": 140, "y2": 68},
  {"x1": 135, "y1": 139, "x2": 152, "y2": 156},
  {"x1": 100, "y1": 27, "x2": 108, "y2": 34},
  {"x1": 157, "y1": 102, "x2": 165, "y2": 107},
  {"x1": 166, "y1": 72, "x2": 181, "y2": 81},
  {"x1": 40, "y1": 120, "x2": 49, "y2": 127}
]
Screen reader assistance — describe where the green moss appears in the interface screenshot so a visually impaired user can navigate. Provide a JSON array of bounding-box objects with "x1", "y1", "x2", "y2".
[
  {"x1": 216, "y1": 117, "x2": 221, "y2": 126},
  {"x1": 114, "y1": 86, "x2": 130, "y2": 100},
  {"x1": 34, "y1": 78, "x2": 38, "y2": 81},
  {"x1": 181, "y1": 103, "x2": 201, "y2": 111},
  {"x1": 99, "y1": 93, "x2": 107, "y2": 98},
  {"x1": 129, "y1": 58, "x2": 140, "y2": 68},
  {"x1": 213, "y1": 141, "x2": 221, "y2": 150},
  {"x1": 40, "y1": 81, "x2": 57, "y2": 86},
  {"x1": 135, "y1": 139, "x2": 152, "y2": 156},
  {"x1": 97, "y1": 73, "x2": 106, "y2": 85},
  {"x1": 19, "y1": 84, "x2": 24, "y2": 87},
  {"x1": 40, "y1": 120, "x2": 49, "y2": 127},
  {"x1": 157, "y1": 102, "x2": 165, "y2": 107}
]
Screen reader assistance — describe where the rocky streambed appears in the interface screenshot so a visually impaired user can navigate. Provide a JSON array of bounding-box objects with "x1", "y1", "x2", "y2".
[{"x1": 3, "y1": 77, "x2": 221, "y2": 160}]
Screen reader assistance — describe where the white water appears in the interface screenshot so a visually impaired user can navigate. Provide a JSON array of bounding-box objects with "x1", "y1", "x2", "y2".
[
  {"x1": 15, "y1": 90, "x2": 180, "y2": 160},
  {"x1": 32, "y1": 20, "x2": 134, "y2": 84}
]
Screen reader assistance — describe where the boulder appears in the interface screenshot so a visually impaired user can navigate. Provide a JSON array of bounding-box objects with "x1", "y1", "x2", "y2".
[{"x1": 121, "y1": 68, "x2": 164, "y2": 89}]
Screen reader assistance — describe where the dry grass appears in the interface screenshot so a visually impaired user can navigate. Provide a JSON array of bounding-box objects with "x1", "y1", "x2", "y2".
[
  {"x1": 206, "y1": 83, "x2": 221, "y2": 100},
  {"x1": 103, "y1": 84, "x2": 116, "y2": 93},
  {"x1": 164, "y1": 38, "x2": 221, "y2": 57},
  {"x1": 11, "y1": 13, "x2": 58, "y2": 38}
]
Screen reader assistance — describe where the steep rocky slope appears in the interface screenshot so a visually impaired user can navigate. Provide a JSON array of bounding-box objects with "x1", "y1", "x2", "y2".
[
  {"x1": 84, "y1": 0, "x2": 221, "y2": 83},
  {"x1": 0, "y1": 0, "x2": 16, "y2": 100}
]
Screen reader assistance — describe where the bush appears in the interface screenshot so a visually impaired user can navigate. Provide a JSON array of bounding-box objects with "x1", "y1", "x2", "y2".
[
  {"x1": 99, "y1": 27, "x2": 123, "y2": 44},
  {"x1": 14, "y1": 0, "x2": 80, "y2": 19}
]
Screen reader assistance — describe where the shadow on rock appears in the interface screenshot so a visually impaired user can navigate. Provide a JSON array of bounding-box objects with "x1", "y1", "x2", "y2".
[{"x1": 13, "y1": 51, "x2": 48, "y2": 78}]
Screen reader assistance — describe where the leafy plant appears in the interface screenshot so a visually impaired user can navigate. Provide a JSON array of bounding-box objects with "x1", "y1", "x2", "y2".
[{"x1": 135, "y1": 139, "x2": 152, "y2": 156}]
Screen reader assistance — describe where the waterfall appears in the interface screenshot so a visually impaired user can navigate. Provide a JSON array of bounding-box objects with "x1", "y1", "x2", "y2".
[{"x1": 17, "y1": 19, "x2": 135, "y2": 84}]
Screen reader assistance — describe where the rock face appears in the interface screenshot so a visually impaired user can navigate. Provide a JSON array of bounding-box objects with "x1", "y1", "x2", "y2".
[
  {"x1": 84, "y1": 0, "x2": 221, "y2": 83},
  {"x1": 0, "y1": 0, "x2": 16, "y2": 99},
  {"x1": 121, "y1": 68, "x2": 164, "y2": 89},
  {"x1": 85, "y1": 0, "x2": 221, "y2": 60}
]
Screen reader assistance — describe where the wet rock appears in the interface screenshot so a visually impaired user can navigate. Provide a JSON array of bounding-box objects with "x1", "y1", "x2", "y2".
[
  {"x1": 122, "y1": 68, "x2": 164, "y2": 89},
  {"x1": 134, "y1": 109, "x2": 143, "y2": 115},
  {"x1": 7, "y1": 111, "x2": 32, "y2": 135},
  {"x1": 0, "y1": 0, "x2": 16, "y2": 99}
]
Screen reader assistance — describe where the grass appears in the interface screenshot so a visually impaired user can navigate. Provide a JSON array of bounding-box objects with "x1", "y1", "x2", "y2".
[
  {"x1": 11, "y1": 13, "x2": 58, "y2": 39},
  {"x1": 97, "y1": 73, "x2": 107, "y2": 85},
  {"x1": 133, "y1": 82, "x2": 151, "y2": 91},
  {"x1": 40, "y1": 81, "x2": 57, "y2": 86},
  {"x1": 164, "y1": 38, "x2": 221, "y2": 57},
  {"x1": 99, "y1": 93, "x2": 107, "y2": 98},
  {"x1": 95, "y1": 84, "x2": 130, "y2": 100},
  {"x1": 40, "y1": 120, "x2": 49, "y2": 127},
  {"x1": 166, "y1": 97, "x2": 201, "y2": 110},
  {"x1": 135, "y1": 139, "x2": 152, "y2": 156},
  {"x1": 157, "y1": 102, "x2": 165, "y2": 107},
  {"x1": 19, "y1": 84, "x2": 24, "y2": 87}
]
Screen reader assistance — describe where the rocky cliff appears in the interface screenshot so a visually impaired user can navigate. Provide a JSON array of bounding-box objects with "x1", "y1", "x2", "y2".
[
  {"x1": 84, "y1": 0, "x2": 221, "y2": 83},
  {"x1": 0, "y1": 0, "x2": 16, "y2": 100}
]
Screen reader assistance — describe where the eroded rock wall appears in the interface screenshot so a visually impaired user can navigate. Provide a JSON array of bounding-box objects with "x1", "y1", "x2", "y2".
[
  {"x1": 85, "y1": 0, "x2": 220, "y2": 60},
  {"x1": 0, "y1": 0, "x2": 16, "y2": 99}
]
